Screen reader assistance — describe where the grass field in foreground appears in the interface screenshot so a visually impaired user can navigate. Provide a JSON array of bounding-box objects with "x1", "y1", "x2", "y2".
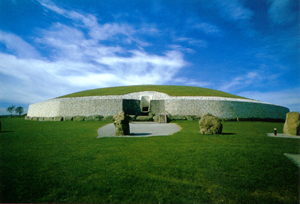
[
  {"x1": 59, "y1": 85, "x2": 247, "y2": 99},
  {"x1": 0, "y1": 118, "x2": 299, "y2": 203}
]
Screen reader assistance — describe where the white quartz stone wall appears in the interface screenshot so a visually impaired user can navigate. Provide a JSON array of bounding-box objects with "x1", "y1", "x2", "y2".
[
  {"x1": 28, "y1": 98, "x2": 123, "y2": 117},
  {"x1": 27, "y1": 100, "x2": 61, "y2": 117},
  {"x1": 27, "y1": 91, "x2": 289, "y2": 119},
  {"x1": 164, "y1": 99, "x2": 289, "y2": 119}
]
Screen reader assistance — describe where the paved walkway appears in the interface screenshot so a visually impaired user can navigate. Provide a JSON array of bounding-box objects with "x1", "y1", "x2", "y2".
[
  {"x1": 284, "y1": 153, "x2": 300, "y2": 168},
  {"x1": 267, "y1": 133, "x2": 300, "y2": 168},
  {"x1": 267, "y1": 133, "x2": 300, "y2": 139},
  {"x1": 97, "y1": 122, "x2": 181, "y2": 138}
]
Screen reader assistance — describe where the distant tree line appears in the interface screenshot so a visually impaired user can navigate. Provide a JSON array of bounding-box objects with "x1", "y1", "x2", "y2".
[{"x1": 6, "y1": 105, "x2": 24, "y2": 116}]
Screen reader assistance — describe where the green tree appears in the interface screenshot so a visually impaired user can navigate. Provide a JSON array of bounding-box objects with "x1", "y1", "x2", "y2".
[
  {"x1": 15, "y1": 106, "x2": 24, "y2": 116},
  {"x1": 7, "y1": 105, "x2": 15, "y2": 116}
]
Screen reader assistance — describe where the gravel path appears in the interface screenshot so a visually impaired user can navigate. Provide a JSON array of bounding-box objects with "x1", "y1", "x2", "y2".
[{"x1": 97, "y1": 122, "x2": 181, "y2": 138}]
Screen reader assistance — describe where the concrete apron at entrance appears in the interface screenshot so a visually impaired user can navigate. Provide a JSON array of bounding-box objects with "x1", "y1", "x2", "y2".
[{"x1": 97, "y1": 122, "x2": 181, "y2": 138}]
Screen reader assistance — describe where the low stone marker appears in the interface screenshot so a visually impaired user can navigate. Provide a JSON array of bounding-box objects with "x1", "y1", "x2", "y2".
[
  {"x1": 73, "y1": 116, "x2": 85, "y2": 121},
  {"x1": 153, "y1": 115, "x2": 159, "y2": 122},
  {"x1": 54, "y1": 117, "x2": 63, "y2": 121},
  {"x1": 64, "y1": 116, "x2": 73, "y2": 121},
  {"x1": 199, "y1": 113, "x2": 222, "y2": 134},
  {"x1": 103, "y1": 116, "x2": 114, "y2": 121},
  {"x1": 136, "y1": 115, "x2": 153, "y2": 121},
  {"x1": 113, "y1": 111, "x2": 130, "y2": 136},
  {"x1": 85, "y1": 115, "x2": 104, "y2": 121},
  {"x1": 171, "y1": 115, "x2": 186, "y2": 120},
  {"x1": 283, "y1": 112, "x2": 300, "y2": 136}
]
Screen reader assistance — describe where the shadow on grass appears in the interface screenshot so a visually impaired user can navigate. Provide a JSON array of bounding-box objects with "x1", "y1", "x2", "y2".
[
  {"x1": 130, "y1": 133, "x2": 152, "y2": 136},
  {"x1": 221, "y1": 133, "x2": 236, "y2": 135},
  {"x1": 0, "y1": 131, "x2": 15, "y2": 133}
]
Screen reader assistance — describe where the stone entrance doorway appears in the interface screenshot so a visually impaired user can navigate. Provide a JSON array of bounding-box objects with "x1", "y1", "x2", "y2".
[
  {"x1": 159, "y1": 115, "x2": 167, "y2": 123},
  {"x1": 141, "y1": 96, "x2": 150, "y2": 115}
]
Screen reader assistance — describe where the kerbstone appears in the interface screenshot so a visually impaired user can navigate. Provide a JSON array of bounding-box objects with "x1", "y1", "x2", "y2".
[
  {"x1": 153, "y1": 115, "x2": 159, "y2": 122},
  {"x1": 64, "y1": 117, "x2": 73, "y2": 121},
  {"x1": 73, "y1": 116, "x2": 85, "y2": 121},
  {"x1": 54, "y1": 117, "x2": 63, "y2": 121},
  {"x1": 171, "y1": 115, "x2": 186, "y2": 120},
  {"x1": 85, "y1": 115, "x2": 104, "y2": 121},
  {"x1": 129, "y1": 115, "x2": 136, "y2": 121},
  {"x1": 102, "y1": 116, "x2": 114, "y2": 121},
  {"x1": 186, "y1": 116, "x2": 194, "y2": 121},
  {"x1": 136, "y1": 116, "x2": 153, "y2": 121}
]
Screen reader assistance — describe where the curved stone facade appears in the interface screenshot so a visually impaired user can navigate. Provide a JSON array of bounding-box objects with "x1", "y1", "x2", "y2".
[{"x1": 27, "y1": 91, "x2": 289, "y2": 120}]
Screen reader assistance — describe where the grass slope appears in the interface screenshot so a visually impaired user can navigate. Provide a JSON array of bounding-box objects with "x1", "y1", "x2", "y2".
[
  {"x1": 59, "y1": 85, "x2": 247, "y2": 99},
  {"x1": 1, "y1": 118, "x2": 298, "y2": 203}
]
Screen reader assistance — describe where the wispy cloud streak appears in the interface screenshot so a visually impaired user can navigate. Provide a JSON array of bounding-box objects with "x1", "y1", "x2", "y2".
[
  {"x1": 268, "y1": 0, "x2": 297, "y2": 25},
  {"x1": 0, "y1": 1, "x2": 189, "y2": 106}
]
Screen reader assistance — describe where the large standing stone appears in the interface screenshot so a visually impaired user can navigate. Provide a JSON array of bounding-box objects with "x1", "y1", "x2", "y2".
[
  {"x1": 113, "y1": 111, "x2": 130, "y2": 136},
  {"x1": 199, "y1": 113, "x2": 222, "y2": 134},
  {"x1": 283, "y1": 112, "x2": 300, "y2": 136}
]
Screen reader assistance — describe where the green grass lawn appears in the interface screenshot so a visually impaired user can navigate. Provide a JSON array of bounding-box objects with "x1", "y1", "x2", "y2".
[
  {"x1": 0, "y1": 118, "x2": 299, "y2": 203},
  {"x1": 59, "y1": 85, "x2": 247, "y2": 99}
]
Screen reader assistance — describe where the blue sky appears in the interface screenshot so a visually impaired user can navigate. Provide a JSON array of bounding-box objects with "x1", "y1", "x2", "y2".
[{"x1": 0, "y1": 0, "x2": 299, "y2": 115}]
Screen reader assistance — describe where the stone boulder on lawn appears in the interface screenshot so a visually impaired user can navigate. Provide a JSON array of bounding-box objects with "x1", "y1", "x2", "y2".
[
  {"x1": 283, "y1": 112, "x2": 300, "y2": 136},
  {"x1": 113, "y1": 111, "x2": 130, "y2": 136},
  {"x1": 199, "y1": 113, "x2": 222, "y2": 134}
]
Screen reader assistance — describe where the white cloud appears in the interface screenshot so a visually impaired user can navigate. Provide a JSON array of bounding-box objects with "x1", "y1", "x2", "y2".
[
  {"x1": 194, "y1": 23, "x2": 222, "y2": 36},
  {"x1": 89, "y1": 23, "x2": 135, "y2": 41},
  {"x1": 169, "y1": 45, "x2": 194, "y2": 53},
  {"x1": 0, "y1": 31, "x2": 40, "y2": 58},
  {"x1": 39, "y1": 0, "x2": 135, "y2": 41},
  {"x1": 0, "y1": 38, "x2": 187, "y2": 105},
  {"x1": 39, "y1": 0, "x2": 65, "y2": 15},
  {"x1": 176, "y1": 38, "x2": 208, "y2": 48},
  {"x1": 219, "y1": 71, "x2": 266, "y2": 92},
  {"x1": 0, "y1": 1, "x2": 190, "y2": 112},
  {"x1": 210, "y1": 0, "x2": 255, "y2": 36},
  {"x1": 268, "y1": 0, "x2": 296, "y2": 25},
  {"x1": 213, "y1": 0, "x2": 253, "y2": 21}
]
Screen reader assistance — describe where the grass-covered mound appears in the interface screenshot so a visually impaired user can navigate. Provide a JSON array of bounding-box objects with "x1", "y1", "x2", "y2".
[
  {"x1": 1, "y1": 118, "x2": 298, "y2": 203},
  {"x1": 59, "y1": 85, "x2": 247, "y2": 99}
]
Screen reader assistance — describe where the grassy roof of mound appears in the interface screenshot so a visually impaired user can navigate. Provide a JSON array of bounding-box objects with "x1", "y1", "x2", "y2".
[{"x1": 58, "y1": 85, "x2": 248, "y2": 99}]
